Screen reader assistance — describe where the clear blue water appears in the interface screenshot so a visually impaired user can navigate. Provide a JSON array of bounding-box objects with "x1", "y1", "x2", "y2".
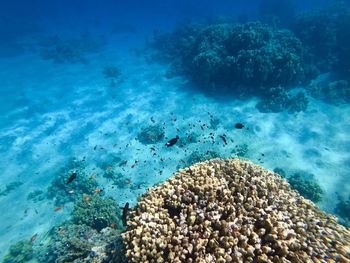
[{"x1": 0, "y1": 0, "x2": 349, "y2": 261}]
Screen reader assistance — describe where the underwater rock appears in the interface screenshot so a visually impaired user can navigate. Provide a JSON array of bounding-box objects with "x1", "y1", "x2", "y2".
[
  {"x1": 3, "y1": 240, "x2": 33, "y2": 263},
  {"x1": 72, "y1": 195, "x2": 122, "y2": 231},
  {"x1": 47, "y1": 166, "x2": 99, "y2": 206},
  {"x1": 287, "y1": 172, "x2": 323, "y2": 203},
  {"x1": 137, "y1": 125, "x2": 165, "y2": 145},
  {"x1": 309, "y1": 78, "x2": 350, "y2": 105},
  {"x1": 122, "y1": 158, "x2": 350, "y2": 262},
  {"x1": 103, "y1": 65, "x2": 121, "y2": 79},
  {"x1": 38, "y1": 33, "x2": 105, "y2": 64}
]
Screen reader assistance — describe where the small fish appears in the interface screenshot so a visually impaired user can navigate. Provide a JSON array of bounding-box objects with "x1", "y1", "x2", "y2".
[
  {"x1": 119, "y1": 160, "x2": 128, "y2": 166},
  {"x1": 106, "y1": 165, "x2": 113, "y2": 171},
  {"x1": 122, "y1": 202, "x2": 130, "y2": 227},
  {"x1": 30, "y1": 233, "x2": 38, "y2": 243},
  {"x1": 93, "y1": 145, "x2": 97, "y2": 150},
  {"x1": 165, "y1": 136, "x2": 179, "y2": 147},
  {"x1": 219, "y1": 135, "x2": 227, "y2": 145},
  {"x1": 54, "y1": 205, "x2": 64, "y2": 212},
  {"x1": 93, "y1": 187, "x2": 102, "y2": 193},
  {"x1": 85, "y1": 195, "x2": 91, "y2": 202},
  {"x1": 234, "y1": 123, "x2": 244, "y2": 129},
  {"x1": 110, "y1": 222, "x2": 116, "y2": 228},
  {"x1": 66, "y1": 172, "x2": 77, "y2": 184},
  {"x1": 68, "y1": 189, "x2": 74, "y2": 194},
  {"x1": 150, "y1": 147, "x2": 156, "y2": 151},
  {"x1": 150, "y1": 116, "x2": 155, "y2": 123},
  {"x1": 180, "y1": 159, "x2": 186, "y2": 164}
]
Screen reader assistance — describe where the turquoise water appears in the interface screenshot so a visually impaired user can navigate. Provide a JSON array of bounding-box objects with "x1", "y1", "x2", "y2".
[{"x1": 0, "y1": 0, "x2": 349, "y2": 261}]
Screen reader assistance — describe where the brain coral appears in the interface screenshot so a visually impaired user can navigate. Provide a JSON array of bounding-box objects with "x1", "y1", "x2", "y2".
[{"x1": 122, "y1": 158, "x2": 350, "y2": 262}]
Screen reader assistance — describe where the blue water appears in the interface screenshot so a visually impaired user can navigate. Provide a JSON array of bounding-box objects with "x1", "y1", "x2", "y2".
[{"x1": 0, "y1": 0, "x2": 349, "y2": 261}]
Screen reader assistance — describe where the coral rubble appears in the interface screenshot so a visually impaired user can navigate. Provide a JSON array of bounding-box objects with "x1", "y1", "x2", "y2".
[{"x1": 123, "y1": 158, "x2": 350, "y2": 262}]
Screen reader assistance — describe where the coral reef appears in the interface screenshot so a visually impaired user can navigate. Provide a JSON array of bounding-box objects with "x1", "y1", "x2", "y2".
[
  {"x1": 293, "y1": 3, "x2": 350, "y2": 76},
  {"x1": 27, "y1": 189, "x2": 46, "y2": 203},
  {"x1": 256, "y1": 87, "x2": 308, "y2": 113},
  {"x1": 232, "y1": 143, "x2": 249, "y2": 157},
  {"x1": 36, "y1": 223, "x2": 122, "y2": 263},
  {"x1": 287, "y1": 172, "x2": 323, "y2": 203},
  {"x1": 0, "y1": 181, "x2": 23, "y2": 196},
  {"x1": 3, "y1": 240, "x2": 33, "y2": 263},
  {"x1": 38, "y1": 33, "x2": 105, "y2": 64},
  {"x1": 122, "y1": 158, "x2": 350, "y2": 262},
  {"x1": 335, "y1": 197, "x2": 350, "y2": 227},
  {"x1": 47, "y1": 166, "x2": 99, "y2": 205},
  {"x1": 72, "y1": 195, "x2": 122, "y2": 231},
  {"x1": 137, "y1": 125, "x2": 165, "y2": 145},
  {"x1": 153, "y1": 21, "x2": 314, "y2": 97}
]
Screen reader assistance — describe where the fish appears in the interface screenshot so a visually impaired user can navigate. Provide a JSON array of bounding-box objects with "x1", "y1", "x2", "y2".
[
  {"x1": 106, "y1": 165, "x2": 113, "y2": 171},
  {"x1": 68, "y1": 189, "x2": 74, "y2": 194},
  {"x1": 165, "y1": 136, "x2": 179, "y2": 147},
  {"x1": 122, "y1": 202, "x2": 130, "y2": 227},
  {"x1": 234, "y1": 123, "x2": 244, "y2": 129},
  {"x1": 219, "y1": 135, "x2": 227, "y2": 145},
  {"x1": 54, "y1": 205, "x2": 64, "y2": 212},
  {"x1": 30, "y1": 233, "x2": 38, "y2": 243},
  {"x1": 150, "y1": 116, "x2": 155, "y2": 123},
  {"x1": 150, "y1": 147, "x2": 156, "y2": 151},
  {"x1": 110, "y1": 222, "x2": 116, "y2": 228},
  {"x1": 93, "y1": 187, "x2": 102, "y2": 193},
  {"x1": 66, "y1": 172, "x2": 77, "y2": 184},
  {"x1": 85, "y1": 195, "x2": 91, "y2": 202}
]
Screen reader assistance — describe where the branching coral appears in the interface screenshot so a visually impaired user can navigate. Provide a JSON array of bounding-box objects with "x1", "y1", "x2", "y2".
[
  {"x1": 123, "y1": 158, "x2": 350, "y2": 262},
  {"x1": 72, "y1": 195, "x2": 122, "y2": 231}
]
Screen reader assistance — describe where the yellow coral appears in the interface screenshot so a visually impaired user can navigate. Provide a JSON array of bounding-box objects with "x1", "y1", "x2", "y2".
[{"x1": 122, "y1": 158, "x2": 350, "y2": 262}]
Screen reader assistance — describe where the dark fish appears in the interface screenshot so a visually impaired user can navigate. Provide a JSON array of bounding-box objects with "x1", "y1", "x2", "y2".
[
  {"x1": 66, "y1": 172, "x2": 77, "y2": 184},
  {"x1": 219, "y1": 135, "x2": 227, "y2": 145},
  {"x1": 165, "y1": 136, "x2": 179, "y2": 147},
  {"x1": 30, "y1": 233, "x2": 38, "y2": 243},
  {"x1": 122, "y1": 202, "x2": 130, "y2": 227},
  {"x1": 234, "y1": 123, "x2": 244, "y2": 129}
]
